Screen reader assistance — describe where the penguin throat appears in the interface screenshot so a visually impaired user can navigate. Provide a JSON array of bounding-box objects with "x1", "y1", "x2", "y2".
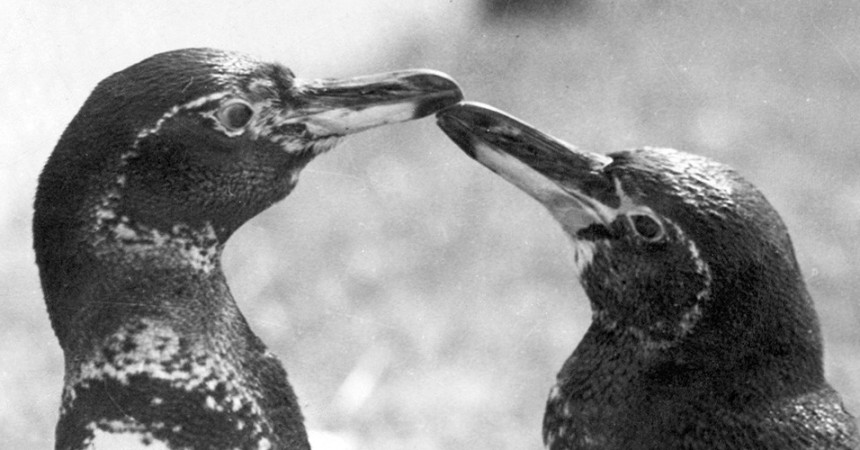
[
  {"x1": 583, "y1": 236, "x2": 712, "y2": 351},
  {"x1": 588, "y1": 305, "x2": 704, "y2": 352},
  {"x1": 92, "y1": 210, "x2": 223, "y2": 275},
  {"x1": 87, "y1": 148, "x2": 224, "y2": 276}
]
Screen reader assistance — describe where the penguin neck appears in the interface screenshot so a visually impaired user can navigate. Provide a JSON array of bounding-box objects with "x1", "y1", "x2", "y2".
[
  {"x1": 577, "y1": 247, "x2": 826, "y2": 387},
  {"x1": 38, "y1": 207, "x2": 309, "y2": 450},
  {"x1": 51, "y1": 256, "x2": 306, "y2": 450},
  {"x1": 550, "y1": 311, "x2": 839, "y2": 447},
  {"x1": 559, "y1": 269, "x2": 828, "y2": 418},
  {"x1": 34, "y1": 200, "x2": 244, "y2": 349}
]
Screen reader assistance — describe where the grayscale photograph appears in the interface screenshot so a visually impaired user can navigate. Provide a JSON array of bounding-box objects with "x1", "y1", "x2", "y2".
[{"x1": 3, "y1": 1, "x2": 859, "y2": 448}]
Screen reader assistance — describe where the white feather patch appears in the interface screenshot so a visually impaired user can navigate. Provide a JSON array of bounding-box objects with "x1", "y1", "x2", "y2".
[{"x1": 85, "y1": 421, "x2": 169, "y2": 450}]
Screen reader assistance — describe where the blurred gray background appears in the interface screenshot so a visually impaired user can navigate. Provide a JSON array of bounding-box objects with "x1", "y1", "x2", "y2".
[{"x1": 2, "y1": 1, "x2": 858, "y2": 448}]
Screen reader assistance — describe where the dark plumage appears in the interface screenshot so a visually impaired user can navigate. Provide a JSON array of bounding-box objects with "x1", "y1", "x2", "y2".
[
  {"x1": 437, "y1": 102, "x2": 859, "y2": 449},
  {"x1": 34, "y1": 48, "x2": 462, "y2": 449}
]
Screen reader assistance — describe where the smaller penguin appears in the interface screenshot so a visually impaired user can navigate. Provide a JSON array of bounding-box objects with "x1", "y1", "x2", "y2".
[{"x1": 437, "y1": 102, "x2": 859, "y2": 449}]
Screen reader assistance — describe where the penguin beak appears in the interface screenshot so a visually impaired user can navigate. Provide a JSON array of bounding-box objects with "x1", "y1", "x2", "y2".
[
  {"x1": 290, "y1": 69, "x2": 463, "y2": 137},
  {"x1": 436, "y1": 102, "x2": 619, "y2": 235}
]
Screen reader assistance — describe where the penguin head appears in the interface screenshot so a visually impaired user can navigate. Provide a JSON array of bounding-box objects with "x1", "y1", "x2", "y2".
[
  {"x1": 37, "y1": 48, "x2": 463, "y2": 242},
  {"x1": 438, "y1": 102, "x2": 818, "y2": 363}
]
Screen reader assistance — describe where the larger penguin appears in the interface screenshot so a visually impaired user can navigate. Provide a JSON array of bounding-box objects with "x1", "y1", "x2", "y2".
[
  {"x1": 437, "y1": 102, "x2": 859, "y2": 449},
  {"x1": 34, "y1": 48, "x2": 462, "y2": 449}
]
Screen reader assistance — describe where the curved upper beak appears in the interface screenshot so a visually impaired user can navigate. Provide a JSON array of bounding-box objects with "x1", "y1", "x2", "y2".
[
  {"x1": 436, "y1": 102, "x2": 620, "y2": 235},
  {"x1": 291, "y1": 69, "x2": 463, "y2": 137}
]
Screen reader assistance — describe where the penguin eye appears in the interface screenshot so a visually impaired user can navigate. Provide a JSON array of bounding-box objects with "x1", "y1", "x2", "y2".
[
  {"x1": 628, "y1": 213, "x2": 664, "y2": 241},
  {"x1": 216, "y1": 100, "x2": 254, "y2": 131}
]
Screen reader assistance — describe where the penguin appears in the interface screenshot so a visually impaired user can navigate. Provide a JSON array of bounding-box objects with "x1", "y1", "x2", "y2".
[
  {"x1": 33, "y1": 48, "x2": 462, "y2": 449},
  {"x1": 437, "y1": 101, "x2": 859, "y2": 449}
]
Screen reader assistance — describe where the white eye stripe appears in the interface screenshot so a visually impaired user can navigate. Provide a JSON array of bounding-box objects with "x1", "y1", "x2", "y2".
[{"x1": 134, "y1": 92, "x2": 233, "y2": 145}]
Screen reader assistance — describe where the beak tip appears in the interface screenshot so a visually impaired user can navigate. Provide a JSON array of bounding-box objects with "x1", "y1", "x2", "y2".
[
  {"x1": 408, "y1": 70, "x2": 464, "y2": 119},
  {"x1": 417, "y1": 69, "x2": 462, "y2": 91}
]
